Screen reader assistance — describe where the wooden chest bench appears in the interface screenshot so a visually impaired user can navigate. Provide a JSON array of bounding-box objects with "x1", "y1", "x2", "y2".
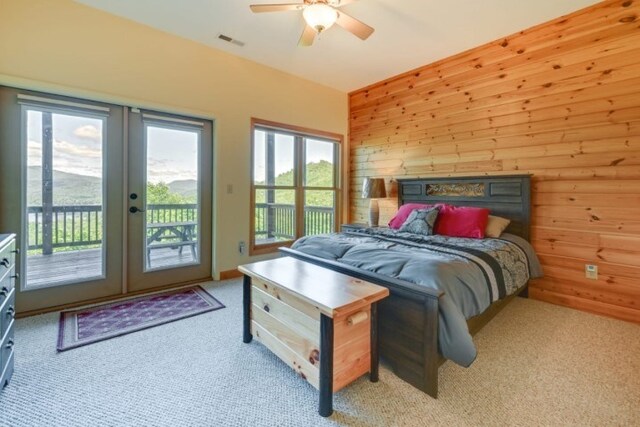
[{"x1": 238, "y1": 257, "x2": 389, "y2": 417}]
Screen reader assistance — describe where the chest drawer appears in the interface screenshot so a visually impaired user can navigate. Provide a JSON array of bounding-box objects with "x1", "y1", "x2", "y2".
[
  {"x1": 0, "y1": 238, "x2": 15, "y2": 277},
  {"x1": 0, "y1": 320, "x2": 14, "y2": 371},
  {"x1": 0, "y1": 268, "x2": 15, "y2": 307},
  {"x1": 0, "y1": 289, "x2": 15, "y2": 340}
]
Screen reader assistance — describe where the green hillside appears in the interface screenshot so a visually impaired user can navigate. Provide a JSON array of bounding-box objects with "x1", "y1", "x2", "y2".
[
  {"x1": 28, "y1": 166, "x2": 102, "y2": 205},
  {"x1": 26, "y1": 161, "x2": 332, "y2": 207},
  {"x1": 256, "y1": 160, "x2": 334, "y2": 207},
  {"x1": 168, "y1": 180, "x2": 197, "y2": 201},
  {"x1": 27, "y1": 167, "x2": 196, "y2": 206}
]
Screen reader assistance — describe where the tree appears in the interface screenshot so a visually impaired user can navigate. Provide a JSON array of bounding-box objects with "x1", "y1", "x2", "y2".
[{"x1": 146, "y1": 182, "x2": 188, "y2": 204}]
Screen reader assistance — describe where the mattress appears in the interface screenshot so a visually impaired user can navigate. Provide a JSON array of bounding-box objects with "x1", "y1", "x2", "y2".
[{"x1": 290, "y1": 228, "x2": 543, "y2": 367}]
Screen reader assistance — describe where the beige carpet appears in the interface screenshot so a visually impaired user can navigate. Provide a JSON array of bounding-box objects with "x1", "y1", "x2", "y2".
[{"x1": 0, "y1": 278, "x2": 638, "y2": 426}]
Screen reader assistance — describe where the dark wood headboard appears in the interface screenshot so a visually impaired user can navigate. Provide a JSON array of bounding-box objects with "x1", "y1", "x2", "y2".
[{"x1": 397, "y1": 175, "x2": 531, "y2": 241}]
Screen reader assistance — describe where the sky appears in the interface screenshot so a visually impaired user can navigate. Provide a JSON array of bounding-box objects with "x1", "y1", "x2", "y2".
[
  {"x1": 26, "y1": 110, "x2": 198, "y2": 184},
  {"x1": 26, "y1": 110, "x2": 334, "y2": 188},
  {"x1": 253, "y1": 130, "x2": 336, "y2": 184}
]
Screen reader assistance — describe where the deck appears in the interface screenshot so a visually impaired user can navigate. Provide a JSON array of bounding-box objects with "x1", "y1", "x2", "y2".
[{"x1": 26, "y1": 246, "x2": 196, "y2": 288}]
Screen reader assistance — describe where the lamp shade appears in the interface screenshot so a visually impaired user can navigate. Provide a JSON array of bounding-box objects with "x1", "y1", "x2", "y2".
[
  {"x1": 362, "y1": 178, "x2": 387, "y2": 199},
  {"x1": 303, "y1": 3, "x2": 338, "y2": 33}
]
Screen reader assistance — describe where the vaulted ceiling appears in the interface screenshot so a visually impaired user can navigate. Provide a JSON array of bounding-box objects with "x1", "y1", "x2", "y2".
[{"x1": 75, "y1": 0, "x2": 601, "y2": 92}]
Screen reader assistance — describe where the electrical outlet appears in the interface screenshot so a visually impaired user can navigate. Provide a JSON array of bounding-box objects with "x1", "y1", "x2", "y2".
[
  {"x1": 585, "y1": 264, "x2": 598, "y2": 280},
  {"x1": 238, "y1": 241, "x2": 246, "y2": 255}
]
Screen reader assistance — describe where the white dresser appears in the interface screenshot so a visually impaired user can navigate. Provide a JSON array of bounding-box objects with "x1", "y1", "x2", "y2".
[{"x1": 0, "y1": 234, "x2": 16, "y2": 390}]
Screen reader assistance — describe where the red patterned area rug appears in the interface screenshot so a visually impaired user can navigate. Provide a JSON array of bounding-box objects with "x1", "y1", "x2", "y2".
[{"x1": 57, "y1": 286, "x2": 224, "y2": 351}]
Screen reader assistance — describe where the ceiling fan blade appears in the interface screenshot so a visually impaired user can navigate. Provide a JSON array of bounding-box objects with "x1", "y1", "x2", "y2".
[
  {"x1": 250, "y1": 3, "x2": 303, "y2": 13},
  {"x1": 298, "y1": 24, "x2": 316, "y2": 47},
  {"x1": 336, "y1": 10, "x2": 374, "y2": 40}
]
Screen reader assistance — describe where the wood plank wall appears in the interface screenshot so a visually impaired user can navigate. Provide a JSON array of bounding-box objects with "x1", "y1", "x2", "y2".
[{"x1": 348, "y1": 0, "x2": 640, "y2": 323}]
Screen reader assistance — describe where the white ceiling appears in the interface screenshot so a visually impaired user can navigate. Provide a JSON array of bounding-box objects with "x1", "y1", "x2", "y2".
[{"x1": 75, "y1": 0, "x2": 601, "y2": 92}]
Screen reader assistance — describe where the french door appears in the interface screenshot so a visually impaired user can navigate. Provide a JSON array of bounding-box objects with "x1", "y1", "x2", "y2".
[
  {"x1": 126, "y1": 109, "x2": 212, "y2": 292},
  {"x1": 0, "y1": 86, "x2": 213, "y2": 313}
]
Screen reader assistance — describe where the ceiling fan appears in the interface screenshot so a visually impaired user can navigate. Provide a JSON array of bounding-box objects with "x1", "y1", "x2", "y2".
[{"x1": 249, "y1": 0, "x2": 374, "y2": 46}]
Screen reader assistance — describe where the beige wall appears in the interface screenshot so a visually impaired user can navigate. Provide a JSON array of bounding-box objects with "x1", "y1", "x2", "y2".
[{"x1": 0, "y1": 0, "x2": 348, "y2": 276}]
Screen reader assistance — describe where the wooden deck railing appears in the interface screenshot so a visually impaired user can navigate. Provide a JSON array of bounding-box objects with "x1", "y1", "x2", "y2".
[
  {"x1": 254, "y1": 203, "x2": 334, "y2": 241},
  {"x1": 27, "y1": 204, "x2": 198, "y2": 254},
  {"x1": 146, "y1": 203, "x2": 197, "y2": 224},
  {"x1": 27, "y1": 203, "x2": 333, "y2": 253},
  {"x1": 28, "y1": 205, "x2": 102, "y2": 253}
]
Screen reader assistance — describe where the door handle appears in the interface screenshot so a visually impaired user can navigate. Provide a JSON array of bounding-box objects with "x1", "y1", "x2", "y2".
[{"x1": 129, "y1": 206, "x2": 145, "y2": 213}]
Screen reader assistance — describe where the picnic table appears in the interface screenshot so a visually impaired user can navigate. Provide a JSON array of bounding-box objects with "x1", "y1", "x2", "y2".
[{"x1": 146, "y1": 221, "x2": 197, "y2": 264}]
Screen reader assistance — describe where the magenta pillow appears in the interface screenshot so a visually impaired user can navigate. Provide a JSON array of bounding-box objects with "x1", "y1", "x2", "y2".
[
  {"x1": 388, "y1": 203, "x2": 433, "y2": 229},
  {"x1": 434, "y1": 205, "x2": 490, "y2": 239}
]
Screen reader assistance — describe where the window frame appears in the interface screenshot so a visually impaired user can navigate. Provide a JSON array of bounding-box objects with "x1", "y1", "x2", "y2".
[{"x1": 250, "y1": 118, "x2": 342, "y2": 255}]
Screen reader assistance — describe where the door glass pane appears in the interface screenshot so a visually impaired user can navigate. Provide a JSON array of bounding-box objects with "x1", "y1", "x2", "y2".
[
  {"x1": 145, "y1": 125, "x2": 199, "y2": 271},
  {"x1": 304, "y1": 190, "x2": 335, "y2": 236},
  {"x1": 254, "y1": 188, "x2": 295, "y2": 244},
  {"x1": 304, "y1": 138, "x2": 335, "y2": 187},
  {"x1": 25, "y1": 109, "x2": 105, "y2": 289}
]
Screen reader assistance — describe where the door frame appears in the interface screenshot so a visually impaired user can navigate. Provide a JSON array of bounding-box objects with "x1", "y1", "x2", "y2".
[
  {"x1": 0, "y1": 86, "x2": 125, "y2": 313},
  {"x1": 126, "y1": 107, "x2": 214, "y2": 292},
  {"x1": 0, "y1": 85, "x2": 216, "y2": 314}
]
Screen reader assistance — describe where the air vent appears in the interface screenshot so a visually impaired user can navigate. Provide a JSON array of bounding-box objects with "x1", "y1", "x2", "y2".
[{"x1": 217, "y1": 34, "x2": 245, "y2": 47}]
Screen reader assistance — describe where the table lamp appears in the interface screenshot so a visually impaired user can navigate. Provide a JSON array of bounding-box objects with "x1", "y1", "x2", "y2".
[{"x1": 362, "y1": 177, "x2": 387, "y2": 227}]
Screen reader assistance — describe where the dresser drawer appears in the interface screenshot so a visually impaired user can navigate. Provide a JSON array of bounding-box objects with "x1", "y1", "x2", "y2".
[
  {"x1": 0, "y1": 323, "x2": 14, "y2": 390},
  {"x1": 0, "y1": 238, "x2": 15, "y2": 278},
  {"x1": 0, "y1": 289, "x2": 15, "y2": 340},
  {"x1": 0, "y1": 349, "x2": 14, "y2": 389},
  {"x1": 0, "y1": 268, "x2": 15, "y2": 308},
  {"x1": 0, "y1": 320, "x2": 14, "y2": 371}
]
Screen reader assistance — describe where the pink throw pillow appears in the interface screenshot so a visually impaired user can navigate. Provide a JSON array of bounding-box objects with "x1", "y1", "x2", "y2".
[
  {"x1": 388, "y1": 203, "x2": 433, "y2": 229},
  {"x1": 434, "y1": 205, "x2": 490, "y2": 239}
]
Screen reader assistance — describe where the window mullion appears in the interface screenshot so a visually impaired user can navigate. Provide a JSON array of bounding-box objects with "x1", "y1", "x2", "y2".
[{"x1": 295, "y1": 135, "x2": 304, "y2": 240}]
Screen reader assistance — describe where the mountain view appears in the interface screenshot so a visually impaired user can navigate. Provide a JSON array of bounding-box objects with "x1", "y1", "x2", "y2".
[
  {"x1": 27, "y1": 160, "x2": 333, "y2": 207},
  {"x1": 255, "y1": 160, "x2": 335, "y2": 207},
  {"x1": 27, "y1": 166, "x2": 197, "y2": 206}
]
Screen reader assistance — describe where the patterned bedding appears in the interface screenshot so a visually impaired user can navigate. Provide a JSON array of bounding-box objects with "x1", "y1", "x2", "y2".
[{"x1": 290, "y1": 228, "x2": 543, "y2": 367}]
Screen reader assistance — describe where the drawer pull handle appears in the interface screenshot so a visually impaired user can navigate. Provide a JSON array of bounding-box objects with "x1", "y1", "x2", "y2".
[
  {"x1": 7, "y1": 306, "x2": 15, "y2": 317},
  {"x1": 347, "y1": 311, "x2": 368, "y2": 326},
  {"x1": 0, "y1": 258, "x2": 9, "y2": 268},
  {"x1": 6, "y1": 339, "x2": 14, "y2": 349},
  {"x1": 263, "y1": 304, "x2": 270, "y2": 313},
  {"x1": 0, "y1": 287, "x2": 8, "y2": 297}
]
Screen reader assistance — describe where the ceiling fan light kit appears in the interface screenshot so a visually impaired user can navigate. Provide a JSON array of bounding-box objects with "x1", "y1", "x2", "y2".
[
  {"x1": 250, "y1": 0, "x2": 374, "y2": 46},
  {"x1": 303, "y1": 3, "x2": 338, "y2": 33}
]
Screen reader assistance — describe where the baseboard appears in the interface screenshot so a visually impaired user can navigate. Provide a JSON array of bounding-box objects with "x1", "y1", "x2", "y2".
[
  {"x1": 16, "y1": 276, "x2": 213, "y2": 319},
  {"x1": 220, "y1": 269, "x2": 243, "y2": 280}
]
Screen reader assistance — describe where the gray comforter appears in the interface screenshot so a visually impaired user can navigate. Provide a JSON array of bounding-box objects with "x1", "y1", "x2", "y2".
[{"x1": 291, "y1": 228, "x2": 543, "y2": 367}]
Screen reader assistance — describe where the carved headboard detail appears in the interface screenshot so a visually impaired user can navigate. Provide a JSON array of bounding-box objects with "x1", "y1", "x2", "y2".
[{"x1": 397, "y1": 175, "x2": 531, "y2": 241}]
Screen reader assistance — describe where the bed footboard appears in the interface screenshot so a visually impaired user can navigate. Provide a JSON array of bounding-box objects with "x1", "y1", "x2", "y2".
[{"x1": 280, "y1": 247, "x2": 443, "y2": 398}]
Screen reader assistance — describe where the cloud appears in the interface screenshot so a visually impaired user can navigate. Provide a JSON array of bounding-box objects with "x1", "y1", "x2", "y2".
[
  {"x1": 73, "y1": 125, "x2": 102, "y2": 141},
  {"x1": 54, "y1": 139, "x2": 102, "y2": 158},
  {"x1": 27, "y1": 140, "x2": 42, "y2": 167}
]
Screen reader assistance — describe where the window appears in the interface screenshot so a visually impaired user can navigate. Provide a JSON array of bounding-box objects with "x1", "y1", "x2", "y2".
[{"x1": 250, "y1": 119, "x2": 341, "y2": 255}]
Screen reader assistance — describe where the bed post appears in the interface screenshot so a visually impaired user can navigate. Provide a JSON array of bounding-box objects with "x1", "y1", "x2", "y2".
[{"x1": 423, "y1": 296, "x2": 439, "y2": 398}]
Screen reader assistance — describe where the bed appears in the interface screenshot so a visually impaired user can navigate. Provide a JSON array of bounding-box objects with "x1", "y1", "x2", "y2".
[{"x1": 280, "y1": 174, "x2": 542, "y2": 398}]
